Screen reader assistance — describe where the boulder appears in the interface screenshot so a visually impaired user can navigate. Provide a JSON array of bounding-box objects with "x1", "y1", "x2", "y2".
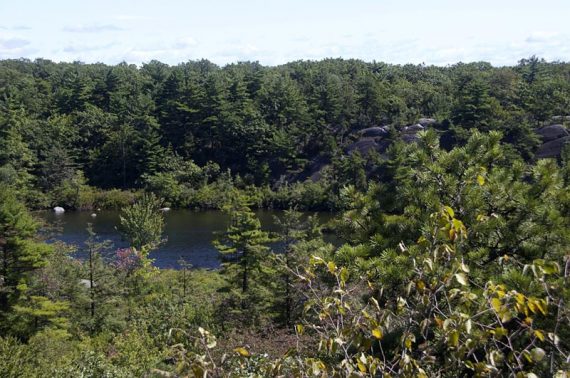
[
  {"x1": 535, "y1": 124, "x2": 569, "y2": 142},
  {"x1": 160, "y1": 207, "x2": 171, "y2": 212},
  {"x1": 535, "y1": 136, "x2": 570, "y2": 159},
  {"x1": 403, "y1": 124, "x2": 424, "y2": 134},
  {"x1": 417, "y1": 118, "x2": 437, "y2": 126},
  {"x1": 360, "y1": 126, "x2": 389, "y2": 138},
  {"x1": 401, "y1": 133, "x2": 420, "y2": 144},
  {"x1": 53, "y1": 206, "x2": 65, "y2": 213}
]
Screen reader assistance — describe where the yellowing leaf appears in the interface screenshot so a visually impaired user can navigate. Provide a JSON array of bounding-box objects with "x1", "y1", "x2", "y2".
[
  {"x1": 494, "y1": 327, "x2": 508, "y2": 338},
  {"x1": 327, "y1": 261, "x2": 336, "y2": 273},
  {"x1": 372, "y1": 328, "x2": 383, "y2": 340},
  {"x1": 535, "y1": 299, "x2": 547, "y2": 315},
  {"x1": 491, "y1": 298, "x2": 502, "y2": 313},
  {"x1": 534, "y1": 329, "x2": 545, "y2": 341},
  {"x1": 339, "y1": 267, "x2": 349, "y2": 283},
  {"x1": 443, "y1": 206, "x2": 455, "y2": 218},
  {"x1": 234, "y1": 347, "x2": 250, "y2": 357},
  {"x1": 477, "y1": 175, "x2": 485, "y2": 186}
]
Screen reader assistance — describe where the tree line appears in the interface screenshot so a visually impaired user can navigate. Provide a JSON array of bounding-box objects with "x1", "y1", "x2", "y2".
[{"x1": 1, "y1": 56, "x2": 569, "y2": 210}]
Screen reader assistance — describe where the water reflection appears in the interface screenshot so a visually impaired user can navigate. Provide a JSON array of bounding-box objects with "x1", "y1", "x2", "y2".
[{"x1": 38, "y1": 210, "x2": 336, "y2": 269}]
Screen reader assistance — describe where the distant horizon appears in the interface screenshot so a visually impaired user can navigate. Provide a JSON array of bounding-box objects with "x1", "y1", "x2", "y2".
[
  {"x1": 1, "y1": 55, "x2": 566, "y2": 69},
  {"x1": 1, "y1": 0, "x2": 569, "y2": 67}
]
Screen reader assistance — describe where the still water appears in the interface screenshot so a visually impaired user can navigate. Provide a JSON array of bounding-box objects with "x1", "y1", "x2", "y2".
[{"x1": 38, "y1": 210, "x2": 336, "y2": 269}]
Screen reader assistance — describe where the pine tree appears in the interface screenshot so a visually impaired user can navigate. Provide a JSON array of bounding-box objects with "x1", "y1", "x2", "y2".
[
  {"x1": 274, "y1": 209, "x2": 322, "y2": 326},
  {"x1": 0, "y1": 186, "x2": 53, "y2": 326},
  {"x1": 214, "y1": 193, "x2": 273, "y2": 320}
]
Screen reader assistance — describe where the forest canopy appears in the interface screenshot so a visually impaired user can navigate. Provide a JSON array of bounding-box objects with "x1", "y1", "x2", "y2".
[{"x1": 0, "y1": 56, "x2": 569, "y2": 210}]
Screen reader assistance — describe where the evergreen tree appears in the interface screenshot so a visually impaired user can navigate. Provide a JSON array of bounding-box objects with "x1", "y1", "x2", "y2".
[
  {"x1": 214, "y1": 193, "x2": 273, "y2": 320},
  {"x1": 119, "y1": 193, "x2": 165, "y2": 251},
  {"x1": 0, "y1": 186, "x2": 53, "y2": 327}
]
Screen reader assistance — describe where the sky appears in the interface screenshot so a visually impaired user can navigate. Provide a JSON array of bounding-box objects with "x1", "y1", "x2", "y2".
[{"x1": 0, "y1": 0, "x2": 569, "y2": 67}]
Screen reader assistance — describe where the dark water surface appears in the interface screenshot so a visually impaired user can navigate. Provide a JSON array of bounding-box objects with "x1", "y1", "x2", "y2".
[{"x1": 38, "y1": 210, "x2": 336, "y2": 269}]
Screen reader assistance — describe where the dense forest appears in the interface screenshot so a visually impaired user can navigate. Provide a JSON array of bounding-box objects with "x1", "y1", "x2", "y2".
[
  {"x1": 0, "y1": 56, "x2": 569, "y2": 377},
  {"x1": 1, "y1": 56, "x2": 569, "y2": 210}
]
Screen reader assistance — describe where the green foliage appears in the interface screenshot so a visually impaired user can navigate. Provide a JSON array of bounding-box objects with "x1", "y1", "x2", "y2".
[
  {"x1": 0, "y1": 186, "x2": 53, "y2": 327},
  {"x1": 0, "y1": 56, "x2": 570, "y2": 376},
  {"x1": 1, "y1": 58, "x2": 569, "y2": 210},
  {"x1": 119, "y1": 193, "x2": 165, "y2": 251},
  {"x1": 214, "y1": 192, "x2": 275, "y2": 323}
]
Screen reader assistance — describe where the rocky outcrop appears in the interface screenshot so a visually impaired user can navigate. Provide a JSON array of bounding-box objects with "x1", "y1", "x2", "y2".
[
  {"x1": 359, "y1": 126, "x2": 390, "y2": 138},
  {"x1": 536, "y1": 136, "x2": 570, "y2": 159},
  {"x1": 346, "y1": 138, "x2": 391, "y2": 155},
  {"x1": 536, "y1": 124, "x2": 569, "y2": 142},
  {"x1": 534, "y1": 124, "x2": 570, "y2": 159},
  {"x1": 308, "y1": 119, "x2": 437, "y2": 181},
  {"x1": 418, "y1": 118, "x2": 437, "y2": 126}
]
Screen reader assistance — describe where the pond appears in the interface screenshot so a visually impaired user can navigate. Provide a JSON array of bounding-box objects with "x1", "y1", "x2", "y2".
[{"x1": 38, "y1": 210, "x2": 337, "y2": 269}]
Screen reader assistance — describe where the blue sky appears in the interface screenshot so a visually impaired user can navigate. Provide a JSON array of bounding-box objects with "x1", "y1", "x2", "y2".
[{"x1": 0, "y1": 0, "x2": 569, "y2": 66}]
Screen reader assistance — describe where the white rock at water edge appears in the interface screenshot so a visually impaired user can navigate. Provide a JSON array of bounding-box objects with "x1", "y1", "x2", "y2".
[
  {"x1": 53, "y1": 206, "x2": 65, "y2": 213},
  {"x1": 160, "y1": 207, "x2": 171, "y2": 212},
  {"x1": 91, "y1": 213, "x2": 97, "y2": 217}
]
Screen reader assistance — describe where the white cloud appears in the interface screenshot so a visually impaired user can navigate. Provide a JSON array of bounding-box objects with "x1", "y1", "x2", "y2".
[
  {"x1": 526, "y1": 31, "x2": 560, "y2": 44},
  {"x1": 173, "y1": 37, "x2": 198, "y2": 49},
  {"x1": 0, "y1": 37, "x2": 30, "y2": 50},
  {"x1": 112, "y1": 15, "x2": 152, "y2": 21},
  {"x1": 63, "y1": 42, "x2": 117, "y2": 53},
  {"x1": 63, "y1": 24, "x2": 124, "y2": 33}
]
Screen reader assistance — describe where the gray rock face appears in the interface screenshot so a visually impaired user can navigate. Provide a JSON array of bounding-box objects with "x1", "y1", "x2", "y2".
[
  {"x1": 360, "y1": 126, "x2": 390, "y2": 138},
  {"x1": 417, "y1": 118, "x2": 437, "y2": 126},
  {"x1": 403, "y1": 124, "x2": 424, "y2": 133},
  {"x1": 401, "y1": 133, "x2": 420, "y2": 144},
  {"x1": 536, "y1": 124, "x2": 569, "y2": 142},
  {"x1": 346, "y1": 138, "x2": 391, "y2": 155},
  {"x1": 536, "y1": 136, "x2": 570, "y2": 159}
]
